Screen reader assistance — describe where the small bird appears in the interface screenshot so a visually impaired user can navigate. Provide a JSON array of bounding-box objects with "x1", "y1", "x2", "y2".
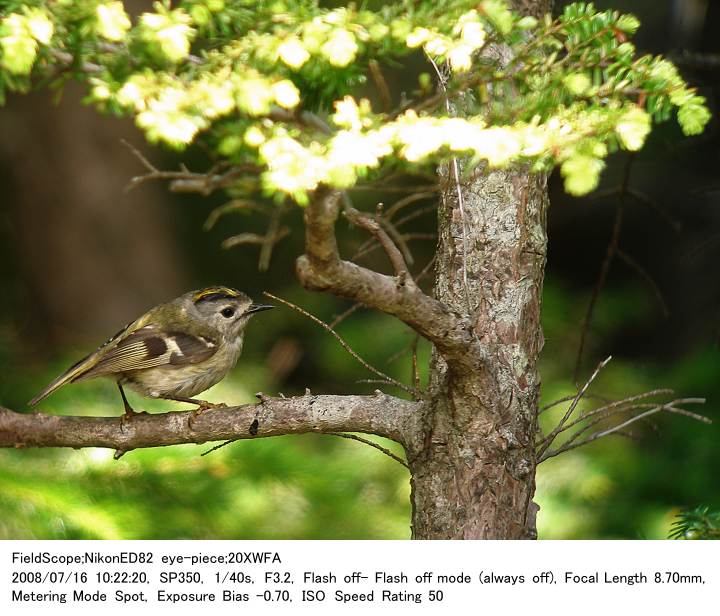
[{"x1": 29, "y1": 286, "x2": 274, "y2": 421}]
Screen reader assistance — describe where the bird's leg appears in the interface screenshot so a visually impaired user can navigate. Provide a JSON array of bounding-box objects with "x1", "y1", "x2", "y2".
[
  {"x1": 161, "y1": 395, "x2": 227, "y2": 428},
  {"x1": 118, "y1": 382, "x2": 146, "y2": 430}
]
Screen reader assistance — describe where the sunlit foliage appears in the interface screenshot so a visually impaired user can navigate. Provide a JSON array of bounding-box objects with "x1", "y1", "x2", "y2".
[{"x1": 0, "y1": 1, "x2": 710, "y2": 202}]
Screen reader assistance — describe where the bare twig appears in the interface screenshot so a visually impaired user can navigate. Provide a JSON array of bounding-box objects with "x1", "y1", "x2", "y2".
[
  {"x1": 671, "y1": 49, "x2": 720, "y2": 71},
  {"x1": 263, "y1": 292, "x2": 417, "y2": 396},
  {"x1": 383, "y1": 334, "x2": 423, "y2": 393},
  {"x1": 574, "y1": 154, "x2": 636, "y2": 381},
  {"x1": 555, "y1": 388, "x2": 674, "y2": 434},
  {"x1": 401, "y1": 233, "x2": 436, "y2": 242},
  {"x1": 350, "y1": 183, "x2": 439, "y2": 193},
  {"x1": 573, "y1": 153, "x2": 686, "y2": 379},
  {"x1": 201, "y1": 439, "x2": 237, "y2": 456},
  {"x1": 121, "y1": 139, "x2": 254, "y2": 195},
  {"x1": 627, "y1": 189, "x2": 682, "y2": 234},
  {"x1": 617, "y1": 249, "x2": 670, "y2": 318},
  {"x1": 368, "y1": 60, "x2": 392, "y2": 112},
  {"x1": 540, "y1": 392, "x2": 613, "y2": 415},
  {"x1": 267, "y1": 107, "x2": 333, "y2": 135},
  {"x1": 393, "y1": 205, "x2": 437, "y2": 229},
  {"x1": 415, "y1": 254, "x2": 437, "y2": 285},
  {"x1": 384, "y1": 191, "x2": 438, "y2": 220},
  {"x1": 545, "y1": 399, "x2": 670, "y2": 451},
  {"x1": 204, "y1": 200, "x2": 267, "y2": 231},
  {"x1": 356, "y1": 379, "x2": 404, "y2": 387},
  {"x1": 537, "y1": 375, "x2": 710, "y2": 463},
  {"x1": 221, "y1": 233, "x2": 266, "y2": 248},
  {"x1": 681, "y1": 232, "x2": 720, "y2": 265},
  {"x1": 49, "y1": 49, "x2": 103, "y2": 73},
  {"x1": 539, "y1": 399, "x2": 709, "y2": 462},
  {"x1": 574, "y1": 194, "x2": 625, "y2": 381},
  {"x1": 344, "y1": 206, "x2": 413, "y2": 279},
  {"x1": 378, "y1": 215, "x2": 416, "y2": 266},
  {"x1": 540, "y1": 394, "x2": 585, "y2": 415},
  {"x1": 537, "y1": 356, "x2": 612, "y2": 457},
  {"x1": 258, "y1": 206, "x2": 288, "y2": 272},
  {"x1": 353, "y1": 233, "x2": 435, "y2": 262},
  {"x1": 327, "y1": 432, "x2": 409, "y2": 468},
  {"x1": 329, "y1": 302, "x2": 364, "y2": 330},
  {"x1": 205, "y1": 199, "x2": 289, "y2": 270},
  {"x1": 588, "y1": 187, "x2": 681, "y2": 234},
  {"x1": 222, "y1": 227, "x2": 290, "y2": 267},
  {"x1": 351, "y1": 234, "x2": 377, "y2": 262},
  {"x1": 386, "y1": 336, "x2": 419, "y2": 365}
]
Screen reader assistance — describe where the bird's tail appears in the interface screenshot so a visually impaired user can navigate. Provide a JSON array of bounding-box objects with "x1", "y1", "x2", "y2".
[{"x1": 28, "y1": 355, "x2": 94, "y2": 406}]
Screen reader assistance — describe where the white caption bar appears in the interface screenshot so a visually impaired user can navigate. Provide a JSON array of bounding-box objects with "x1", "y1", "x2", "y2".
[{"x1": 1, "y1": 540, "x2": 717, "y2": 615}]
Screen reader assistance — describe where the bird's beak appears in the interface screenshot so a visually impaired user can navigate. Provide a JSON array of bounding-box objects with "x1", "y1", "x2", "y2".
[{"x1": 247, "y1": 303, "x2": 275, "y2": 315}]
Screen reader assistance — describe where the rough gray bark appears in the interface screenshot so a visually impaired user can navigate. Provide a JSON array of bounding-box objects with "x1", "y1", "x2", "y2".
[{"x1": 409, "y1": 167, "x2": 547, "y2": 539}]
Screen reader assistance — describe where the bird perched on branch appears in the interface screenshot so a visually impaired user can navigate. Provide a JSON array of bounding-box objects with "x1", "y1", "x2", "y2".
[{"x1": 29, "y1": 286, "x2": 274, "y2": 421}]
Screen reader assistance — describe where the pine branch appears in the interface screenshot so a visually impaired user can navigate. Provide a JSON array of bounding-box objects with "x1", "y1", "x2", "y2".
[{"x1": 0, "y1": 393, "x2": 421, "y2": 455}]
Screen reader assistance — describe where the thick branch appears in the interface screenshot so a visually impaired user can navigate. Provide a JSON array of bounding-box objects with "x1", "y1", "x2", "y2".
[
  {"x1": 0, "y1": 394, "x2": 421, "y2": 453},
  {"x1": 296, "y1": 188, "x2": 483, "y2": 367}
]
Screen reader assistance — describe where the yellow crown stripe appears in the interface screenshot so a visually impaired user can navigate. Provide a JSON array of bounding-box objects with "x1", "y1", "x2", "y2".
[{"x1": 193, "y1": 286, "x2": 241, "y2": 301}]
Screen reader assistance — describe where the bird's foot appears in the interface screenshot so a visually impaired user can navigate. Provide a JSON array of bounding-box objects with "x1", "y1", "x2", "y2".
[
  {"x1": 120, "y1": 409, "x2": 134, "y2": 432},
  {"x1": 119, "y1": 408, "x2": 148, "y2": 432},
  {"x1": 198, "y1": 400, "x2": 227, "y2": 411},
  {"x1": 188, "y1": 401, "x2": 227, "y2": 429}
]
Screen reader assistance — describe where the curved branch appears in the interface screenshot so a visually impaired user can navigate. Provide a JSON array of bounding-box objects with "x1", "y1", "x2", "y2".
[
  {"x1": 296, "y1": 188, "x2": 483, "y2": 368},
  {"x1": 0, "y1": 394, "x2": 421, "y2": 453}
]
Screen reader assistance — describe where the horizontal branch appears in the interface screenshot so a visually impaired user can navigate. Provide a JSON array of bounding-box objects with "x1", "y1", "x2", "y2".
[
  {"x1": 0, "y1": 393, "x2": 421, "y2": 454},
  {"x1": 296, "y1": 188, "x2": 483, "y2": 368}
]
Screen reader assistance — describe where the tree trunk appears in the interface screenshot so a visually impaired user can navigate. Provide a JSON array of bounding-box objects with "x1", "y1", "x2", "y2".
[
  {"x1": 407, "y1": 0, "x2": 551, "y2": 539},
  {"x1": 409, "y1": 164, "x2": 548, "y2": 539}
]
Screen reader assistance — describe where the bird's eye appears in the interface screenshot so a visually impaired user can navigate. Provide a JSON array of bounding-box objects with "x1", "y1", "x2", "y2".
[{"x1": 221, "y1": 307, "x2": 235, "y2": 318}]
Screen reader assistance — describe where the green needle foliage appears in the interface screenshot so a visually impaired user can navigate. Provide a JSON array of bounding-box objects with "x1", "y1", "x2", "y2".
[
  {"x1": 669, "y1": 506, "x2": 720, "y2": 540},
  {"x1": 0, "y1": 0, "x2": 710, "y2": 203}
]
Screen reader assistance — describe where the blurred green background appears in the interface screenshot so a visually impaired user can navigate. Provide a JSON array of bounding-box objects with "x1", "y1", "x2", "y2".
[{"x1": 1, "y1": 0, "x2": 720, "y2": 539}]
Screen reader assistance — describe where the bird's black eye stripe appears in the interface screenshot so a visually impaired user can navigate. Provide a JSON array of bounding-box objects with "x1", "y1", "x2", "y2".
[{"x1": 221, "y1": 307, "x2": 235, "y2": 318}]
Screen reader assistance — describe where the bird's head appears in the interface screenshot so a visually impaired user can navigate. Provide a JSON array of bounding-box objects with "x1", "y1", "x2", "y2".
[{"x1": 186, "y1": 286, "x2": 274, "y2": 339}]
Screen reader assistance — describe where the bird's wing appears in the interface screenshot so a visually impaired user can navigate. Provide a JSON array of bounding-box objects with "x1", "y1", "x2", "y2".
[
  {"x1": 28, "y1": 318, "x2": 217, "y2": 406},
  {"x1": 81, "y1": 328, "x2": 218, "y2": 377}
]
